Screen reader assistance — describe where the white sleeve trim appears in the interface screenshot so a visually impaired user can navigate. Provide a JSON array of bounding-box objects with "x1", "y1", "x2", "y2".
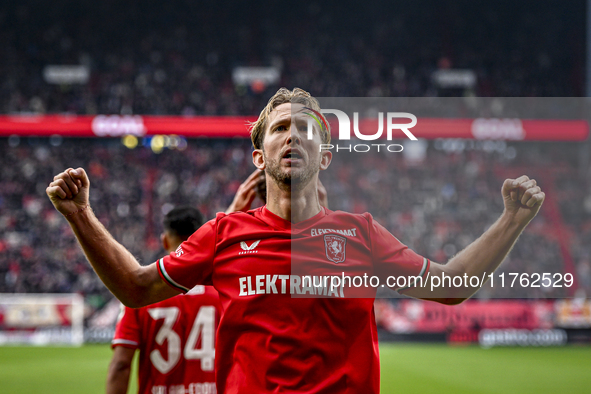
[
  {"x1": 158, "y1": 258, "x2": 191, "y2": 293},
  {"x1": 397, "y1": 258, "x2": 429, "y2": 292},
  {"x1": 112, "y1": 339, "x2": 139, "y2": 347}
]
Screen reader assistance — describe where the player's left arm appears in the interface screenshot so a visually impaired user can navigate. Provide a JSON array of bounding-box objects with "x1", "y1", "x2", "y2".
[
  {"x1": 106, "y1": 346, "x2": 136, "y2": 394},
  {"x1": 402, "y1": 175, "x2": 544, "y2": 304}
]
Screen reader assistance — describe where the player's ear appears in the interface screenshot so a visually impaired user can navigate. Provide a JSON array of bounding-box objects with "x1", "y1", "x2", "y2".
[
  {"x1": 319, "y1": 150, "x2": 332, "y2": 171},
  {"x1": 253, "y1": 149, "x2": 266, "y2": 170},
  {"x1": 161, "y1": 233, "x2": 170, "y2": 252}
]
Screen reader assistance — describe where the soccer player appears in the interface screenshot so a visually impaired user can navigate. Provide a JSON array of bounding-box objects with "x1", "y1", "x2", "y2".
[
  {"x1": 47, "y1": 88, "x2": 545, "y2": 393},
  {"x1": 106, "y1": 206, "x2": 220, "y2": 394}
]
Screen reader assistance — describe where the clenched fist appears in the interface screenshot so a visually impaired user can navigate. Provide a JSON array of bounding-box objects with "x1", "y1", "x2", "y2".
[
  {"x1": 502, "y1": 175, "x2": 545, "y2": 226},
  {"x1": 46, "y1": 167, "x2": 91, "y2": 217}
]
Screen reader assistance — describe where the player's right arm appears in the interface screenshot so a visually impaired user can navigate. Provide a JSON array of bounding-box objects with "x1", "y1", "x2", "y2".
[
  {"x1": 46, "y1": 168, "x2": 180, "y2": 307},
  {"x1": 106, "y1": 346, "x2": 135, "y2": 394}
]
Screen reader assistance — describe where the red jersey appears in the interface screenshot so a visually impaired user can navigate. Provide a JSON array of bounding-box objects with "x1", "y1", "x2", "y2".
[
  {"x1": 112, "y1": 286, "x2": 221, "y2": 394},
  {"x1": 157, "y1": 206, "x2": 429, "y2": 393}
]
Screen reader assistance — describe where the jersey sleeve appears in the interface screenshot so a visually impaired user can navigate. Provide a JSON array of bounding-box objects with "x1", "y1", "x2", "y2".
[
  {"x1": 111, "y1": 305, "x2": 141, "y2": 349},
  {"x1": 157, "y1": 218, "x2": 217, "y2": 293},
  {"x1": 368, "y1": 214, "x2": 430, "y2": 292}
]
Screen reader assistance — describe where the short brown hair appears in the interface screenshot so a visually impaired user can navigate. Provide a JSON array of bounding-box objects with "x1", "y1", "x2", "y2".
[{"x1": 250, "y1": 87, "x2": 331, "y2": 150}]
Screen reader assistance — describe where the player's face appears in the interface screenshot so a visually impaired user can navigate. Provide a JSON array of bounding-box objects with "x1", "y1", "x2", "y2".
[{"x1": 254, "y1": 103, "x2": 330, "y2": 190}]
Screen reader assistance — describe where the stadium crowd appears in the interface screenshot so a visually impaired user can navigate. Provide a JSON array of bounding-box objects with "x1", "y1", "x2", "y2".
[
  {"x1": 0, "y1": 137, "x2": 585, "y2": 317},
  {"x1": 0, "y1": 138, "x2": 256, "y2": 311},
  {"x1": 0, "y1": 0, "x2": 584, "y2": 117},
  {"x1": 0, "y1": 0, "x2": 588, "y2": 323}
]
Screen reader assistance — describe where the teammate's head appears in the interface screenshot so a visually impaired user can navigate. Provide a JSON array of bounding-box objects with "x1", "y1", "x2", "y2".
[
  {"x1": 161, "y1": 206, "x2": 205, "y2": 253},
  {"x1": 250, "y1": 87, "x2": 331, "y2": 150}
]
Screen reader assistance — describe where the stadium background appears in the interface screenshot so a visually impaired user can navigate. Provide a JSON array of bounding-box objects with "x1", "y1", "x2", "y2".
[{"x1": 1, "y1": 0, "x2": 591, "y2": 393}]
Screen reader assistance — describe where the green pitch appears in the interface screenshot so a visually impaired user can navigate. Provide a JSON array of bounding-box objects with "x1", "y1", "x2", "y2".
[
  {"x1": 0, "y1": 343, "x2": 590, "y2": 393},
  {"x1": 380, "y1": 343, "x2": 591, "y2": 393}
]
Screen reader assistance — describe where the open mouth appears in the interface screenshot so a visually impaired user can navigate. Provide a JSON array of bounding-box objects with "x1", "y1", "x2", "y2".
[{"x1": 283, "y1": 151, "x2": 302, "y2": 160}]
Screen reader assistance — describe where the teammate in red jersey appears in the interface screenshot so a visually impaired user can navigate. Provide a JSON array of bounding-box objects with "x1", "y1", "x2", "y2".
[
  {"x1": 106, "y1": 206, "x2": 220, "y2": 394},
  {"x1": 47, "y1": 88, "x2": 545, "y2": 393},
  {"x1": 106, "y1": 172, "x2": 268, "y2": 394}
]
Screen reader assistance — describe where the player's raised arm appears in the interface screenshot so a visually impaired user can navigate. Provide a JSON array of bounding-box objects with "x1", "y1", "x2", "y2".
[
  {"x1": 403, "y1": 175, "x2": 545, "y2": 304},
  {"x1": 46, "y1": 167, "x2": 180, "y2": 307},
  {"x1": 225, "y1": 169, "x2": 265, "y2": 213}
]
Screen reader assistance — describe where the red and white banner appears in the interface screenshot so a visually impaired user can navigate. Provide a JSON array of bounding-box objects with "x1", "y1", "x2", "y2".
[
  {"x1": 554, "y1": 299, "x2": 591, "y2": 328},
  {"x1": 0, "y1": 115, "x2": 587, "y2": 141},
  {"x1": 0, "y1": 294, "x2": 84, "y2": 346},
  {"x1": 375, "y1": 299, "x2": 556, "y2": 333},
  {"x1": 0, "y1": 115, "x2": 257, "y2": 138}
]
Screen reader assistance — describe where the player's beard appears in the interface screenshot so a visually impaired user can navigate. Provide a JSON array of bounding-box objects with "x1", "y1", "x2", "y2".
[{"x1": 264, "y1": 150, "x2": 317, "y2": 192}]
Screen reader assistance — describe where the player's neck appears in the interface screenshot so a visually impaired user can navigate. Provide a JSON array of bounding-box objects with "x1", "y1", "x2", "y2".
[{"x1": 266, "y1": 180, "x2": 321, "y2": 224}]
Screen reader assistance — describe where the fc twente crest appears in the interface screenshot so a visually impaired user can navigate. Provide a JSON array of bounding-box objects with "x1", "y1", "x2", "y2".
[{"x1": 324, "y1": 234, "x2": 346, "y2": 264}]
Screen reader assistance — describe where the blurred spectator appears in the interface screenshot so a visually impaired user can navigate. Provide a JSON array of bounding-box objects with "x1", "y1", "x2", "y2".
[
  {"x1": 0, "y1": 0, "x2": 587, "y2": 319},
  {"x1": 0, "y1": 0, "x2": 584, "y2": 116},
  {"x1": 0, "y1": 137, "x2": 584, "y2": 307}
]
